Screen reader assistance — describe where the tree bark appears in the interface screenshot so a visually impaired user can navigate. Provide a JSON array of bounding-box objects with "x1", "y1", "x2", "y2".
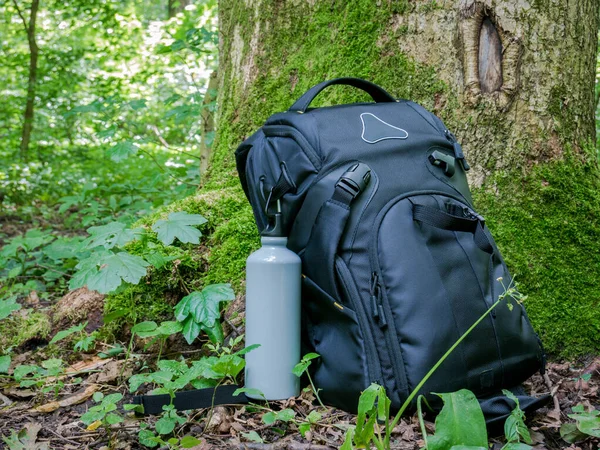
[
  {"x1": 212, "y1": 1, "x2": 600, "y2": 356},
  {"x1": 13, "y1": 0, "x2": 40, "y2": 162}
]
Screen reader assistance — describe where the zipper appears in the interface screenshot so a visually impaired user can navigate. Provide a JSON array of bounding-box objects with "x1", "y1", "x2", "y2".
[
  {"x1": 368, "y1": 190, "x2": 491, "y2": 399},
  {"x1": 336, "y1": 259, "x2": 383, "y2": 385},
  {"x1": 262, "y1": 125, "x2": 322, "y2": 170}
]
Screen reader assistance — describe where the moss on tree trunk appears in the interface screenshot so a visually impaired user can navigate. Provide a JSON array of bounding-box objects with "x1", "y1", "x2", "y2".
[{"x1": 207, "y1": 0, "x2": 599, "y2": 357}]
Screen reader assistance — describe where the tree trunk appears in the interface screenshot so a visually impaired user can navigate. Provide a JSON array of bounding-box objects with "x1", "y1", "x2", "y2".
[
  {"x1": 211, "y1": 1, "x2": 600, "y2": 356},
  {"x1": 13, "y1": 0, "x2": 40, "y2": 162}
]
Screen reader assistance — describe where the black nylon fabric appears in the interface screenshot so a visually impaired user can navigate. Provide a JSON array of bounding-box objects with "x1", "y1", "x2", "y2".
[{"x1": 235, "y1": 78, "x2": 547, "y2": 423}]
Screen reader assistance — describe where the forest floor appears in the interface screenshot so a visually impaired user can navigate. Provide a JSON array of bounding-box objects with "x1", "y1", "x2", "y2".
[{"x1": 0, "y1": 288, "x2": 598, "y2": 450}]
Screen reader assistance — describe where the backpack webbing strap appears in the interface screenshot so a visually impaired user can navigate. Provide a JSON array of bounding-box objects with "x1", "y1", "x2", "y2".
[
  {"x1": 303, "y1": 163, "x2": 371, "y2": 298},
  {"x1": 413, "y1": 204, "x2": 493, "y2": 254},
  {"x1": 132, "y1": 384, "x2": 248, "y2": 416}
]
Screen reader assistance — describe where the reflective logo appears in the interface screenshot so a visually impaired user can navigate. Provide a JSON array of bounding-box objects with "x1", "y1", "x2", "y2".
[{"x1": 360, "y1": 113, "x2": 408, "y2": 144}]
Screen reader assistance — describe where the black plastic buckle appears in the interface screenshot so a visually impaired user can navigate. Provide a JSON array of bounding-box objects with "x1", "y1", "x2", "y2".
[
  {"x1": 429, "y1": 150, "x2": 456, "y2": 177},
  {"x1": 336, "y1": 163, "x2": 371, "y2": 200}
]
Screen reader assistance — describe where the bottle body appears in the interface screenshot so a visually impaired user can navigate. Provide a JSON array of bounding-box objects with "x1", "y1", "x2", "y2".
[{"x1": 244, "y1": 236, "x2": 301, "y2": 400}]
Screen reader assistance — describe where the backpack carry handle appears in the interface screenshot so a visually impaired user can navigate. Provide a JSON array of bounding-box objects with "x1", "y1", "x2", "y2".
[{"x1": 289, "y1": 78, "x2": 396, "y2": 113}]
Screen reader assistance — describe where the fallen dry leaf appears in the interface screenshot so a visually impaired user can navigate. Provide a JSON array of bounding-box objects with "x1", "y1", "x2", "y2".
[{"x1": 30, "y1": 383, "x2": 98, "y2": 413}]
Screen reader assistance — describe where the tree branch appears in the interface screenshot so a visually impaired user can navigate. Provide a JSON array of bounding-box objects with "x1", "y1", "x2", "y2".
[{"x1": 11, "y1": 0, "x2": 28, "y2": 32}]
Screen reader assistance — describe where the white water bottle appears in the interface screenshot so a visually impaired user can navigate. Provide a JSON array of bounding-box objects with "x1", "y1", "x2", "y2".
[{"x1": 244, "y1": 212, "x2": 301, "y2": 400}]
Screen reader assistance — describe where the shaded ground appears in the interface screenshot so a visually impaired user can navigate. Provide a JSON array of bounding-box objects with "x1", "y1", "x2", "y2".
[{"x1": 0, "y1": 344, "x2": 598, "y2": 449}]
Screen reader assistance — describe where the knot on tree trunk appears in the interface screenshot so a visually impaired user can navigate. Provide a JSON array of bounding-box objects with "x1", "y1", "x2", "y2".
[{"x1": 459, "y1": 1, "x2": 522, "y2": 111}]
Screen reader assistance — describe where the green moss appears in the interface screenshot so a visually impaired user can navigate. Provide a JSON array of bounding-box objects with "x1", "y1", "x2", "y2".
[
  {"x1": 474, "y1": 152, "x2": 600, "y2": 357},
  {"x1": 0, "y1": 311, "x2": 51, "y2": 351}
]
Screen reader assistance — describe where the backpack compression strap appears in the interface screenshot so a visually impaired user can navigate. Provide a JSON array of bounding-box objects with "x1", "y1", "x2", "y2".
[{"x1": 132, "y1": 384, "x2": 248, "y2": 415}]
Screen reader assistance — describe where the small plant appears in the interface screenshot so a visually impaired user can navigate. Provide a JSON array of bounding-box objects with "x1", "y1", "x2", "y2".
[
  {"x1": 560, "y1": 404, "x2": 600, "y2": 444},
  {"x1": 81, "y1": 392, "x2": 124, "y2": 431},
  {"x1": 502, "y1": 389, "x2": 533, "y2": 449},
  {"x1": 298, "y1": 410, "x2": 322, "y2": 438},
  {"x1": 12, "y1": 359, "x2": 65, "y2": 396},
  {"x1": 293, "y1": 353, "x2": 325, "y2": 408},
  {"x1": 174, "y1": 283, "x2": 235, "y2": 344}
]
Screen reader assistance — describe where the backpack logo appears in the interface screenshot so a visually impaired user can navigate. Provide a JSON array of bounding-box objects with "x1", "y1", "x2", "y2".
[{"x1": 360, "y1": 113, "x2": 408, "y2": 143}]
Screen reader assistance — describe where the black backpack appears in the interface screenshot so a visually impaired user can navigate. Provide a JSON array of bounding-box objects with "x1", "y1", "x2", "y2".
[
  {"x1": 234, "y1": 78, "x2": 548, "y2": 423},
  {"x1": 134, "y1": 78, "x2": 548, "y2": 429}
]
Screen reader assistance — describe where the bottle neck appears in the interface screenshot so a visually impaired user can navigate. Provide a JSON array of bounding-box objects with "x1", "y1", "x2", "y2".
[{"x1": 261, "y1": 236, "x2": 288, "y2": 246}]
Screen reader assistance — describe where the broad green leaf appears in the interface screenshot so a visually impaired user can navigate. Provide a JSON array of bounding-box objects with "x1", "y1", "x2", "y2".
[
  {"x1": 340, "y1": 427, "x2": 355, "y2": 450},
  {"x1": 155, "y1": 321, "x2": 183, "y2": 336},
  {"x1": 180, "y1": 436, "x2": 202, "y2": 448},
  {"x1": 357, "y1": 383, "x2": 379, "y2": 416},
  {"x1": 262, "y1": 411, "x2": 277, "y2": 425},
  {"x1": 577, "y1": 417, "x2": 600, "y2": 438},
  {"x1": 87, "y1": 252, "x2": 150, "y2": 294},
  {"x1": 275, "y1": 409, "x2": 296, "y2": 422},
  {"x1": 0, "y1": 297, "x2": 21, "y2": 320},
  {"x1": 427, "y1": 390, "x2": 488, "y2": 450},
  {"x1": 146, "y1": 252, "x2": 176, "y2": 269},
  {"x1": 107, "y1": 141, "x2": 138, "y2": 163},
  {"x1": 102, "y1": 393, "x2": 123, "y2": 406},
  {"x1": 128, "y1": 373, "x2": 153, "y2": 392},
  {"x1": 157, "y1": 359, "x2": 187, "y2": 374},
  {"x1": 132, "y1": 321, "x2": 158, "y2": 336},
  {"x1": 299, "y1": 422, "x2": 311, "y2": 438},
  {"x1": 138, "y1": 429, "x2": 160, "y2": 448},
  {"x1": 49, "y1": 322, "x2": 87, "y2": 345},
  {"x1": 0, "y1": 355, "x2": 11, "y2": 373},
  {"x1": 306, "y1": 410, "x2": 322, "y2": 423},
  {"x1": 93, "y1": 392, "x2": 104, "y2": 402},
  {"x1": 201, "y1": 322, "x2": 224, "y2": 343},
  {"x1": 210, "y1": 354, "x2": 245, "y2": 379},
  {"x1": 44, "y1": 237, "x2": 83, "y2": 260},
  {"x1": 81, "y1": 410, "x2": 105, "y2": 425},
  {"x1": 151, "y1": 212, "x2": 207, "y2": 245},
  {"x1": 182, "y1": 316, "x2": 202, "y2": 345},
  {"x1": 560, "y1": 423, "x2": 587, "y2": 443},
  {"x1": 105, "y1": 413, "x2": 123, "y2": 425},
  {"x1": 201, "y1": 284, "x2": 235, "y2": 304},
  {"x1": 155, "y1": 416, "x2": 176, "y2": 435},
  {"x1": 233, "y1": 387, "x2": 265, "y2": 399},
  {"x1": 242, "y1": 431, "x2": 263, "y2": 443},
  {"x1": 84, "y1": 222, "x2": 142, "y2": 250},
  {"x1": 174, "y1": 295, "x2": 193, "y2": 322},
  {"x1": 13, "y1": 365, "x2": 40, "y2": 381}
]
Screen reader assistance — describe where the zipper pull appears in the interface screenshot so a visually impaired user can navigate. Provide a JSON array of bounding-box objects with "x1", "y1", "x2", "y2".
[
  {"x1": 370, "y1": 273, "x2": 380, "y2": 320},
  {"x1": 445, "y1": 130, "x2": 470, "y2": 171}
]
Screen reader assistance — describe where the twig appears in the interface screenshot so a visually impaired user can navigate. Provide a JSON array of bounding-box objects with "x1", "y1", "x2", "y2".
[
  {"x1": 543, "y1": 373, "x2": 561, "y2": 413},
  {"x1": 10, "y1": 0, "x2": 28, "y2": 32},
  {"x1": 43, "y1": 428, "x2": 83, "y2": 446}
]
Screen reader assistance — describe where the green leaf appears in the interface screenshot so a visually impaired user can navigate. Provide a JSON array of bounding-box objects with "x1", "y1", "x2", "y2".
[
  {"x1": 233, "y1": 387, "x2": 265, "y2": 400},
  {"x1": 132, "y1": 321, "x2": 158, "y2": 336},
  {"x1": 275, "y1": 408, "x2": 296, "y2": 422},
  {"x1": 210, "y1": 354, "x2": 245, "y2": 379},
  {"x1": 293, "y1": 352, "x2": 321, "y2": 377},
  {"x1": 84, "y1": 222, "x2": 142, "y2": 250},
  {"x1": 560, "y1": 423, "x2": 588, "y2": 444},
  {"x1": 13, "y1": 365, "x2": 40, "y2": 381},
  {"x1": 0, "y1": 355, "x2": 11, "y2": 374},
  {"x1": 93, "y1": 392, "x2": 104, "y2": 402},
  {"x1": 102, "y1": 393, "x2": 123, "y2": 406},
  {"x1": 181, "y1": 316, "x2": 202, "y2": 345},
  {"x1": 107, "y1": 141, "x2": 138, "y2": 163},
  {"x1": 306, "y1": 410, "x2": 322, "y2": 423},
  {"x1": 155, "y1": 321, "x2": 183, "y2": 336},
  {"x1": 155, "y1": 416, "x2": 176, "y2": 435},
  {"x1": 105, "y1": 413, "x2": 123, "y2": 425},
  {"x1": 0, "y1": 297, "x2": 21, "y2": 321},
  {"x1": 576, "y1": 416, "x2": 600, "y2": 438},
  {"x1": 87, "y1": 251, "x2": 150, "y2": 294},
  {"x1": 242, "y1": 431, "x2": 263, "y2": 443},
  {"x1": 262, "y1": 411, "x2": 277, "y2": 425},
  {"x1": 151, "y1": 212, "x2": 207, "y2": 245},
  {"x1": 138, "y1": 429, "x2": 160, "y2": 448},
  {"x1": 357, "y1": 383, "x2": 379, "y2": 416},
  {"x1": 234, "y1": 343, "x2": 261, "y2": 356},
  {"x1": 180, "y1": 436, "x2": 202, "y2": 448},
  {"x1": 49, "y1": 322, "x2": 87, "y2": 345},
  {"x1": 427, "y1": 390, "x2": 488, "y2": 450},
  {"x1": 146, "y1": 252, "x2": 176, "y2": 269},
  {"x1": 81, "y1": 410, "x2": 105, "y2": 425},
  {"x1": 299, "y1": 422, "x2": 311, "y2": 438},
  {"x1": 340, "y1": 427, "x2": 355, "y2": 450},
  {"x1": 201, "y1": 322, "x2": 224, "y2": 344}
]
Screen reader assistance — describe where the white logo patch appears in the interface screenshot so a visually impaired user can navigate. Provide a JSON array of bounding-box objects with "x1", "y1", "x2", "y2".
[{"x1": 360, "y1": 113, "x2": 409, "y2": 144}]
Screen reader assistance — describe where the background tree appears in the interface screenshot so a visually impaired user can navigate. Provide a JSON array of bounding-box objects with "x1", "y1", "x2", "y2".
[{"x1": 209, "y1": 0, "x2": 600, "y2": 356}]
